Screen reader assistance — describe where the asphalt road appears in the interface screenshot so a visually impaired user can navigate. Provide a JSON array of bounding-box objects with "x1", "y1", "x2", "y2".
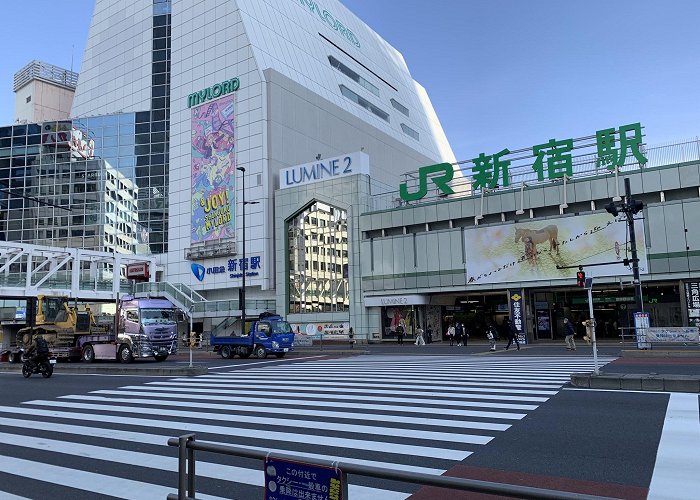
[{"x1": 0, "y1": 351, "x2": 698, "y2": 499}]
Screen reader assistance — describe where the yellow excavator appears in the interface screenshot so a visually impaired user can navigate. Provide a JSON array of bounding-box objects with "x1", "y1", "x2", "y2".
[{"x1": 12, "y1": 295, "x2": 107, "y2": 361}]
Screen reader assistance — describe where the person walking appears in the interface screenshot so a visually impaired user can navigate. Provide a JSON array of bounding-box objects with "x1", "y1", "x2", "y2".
[
  {"x1": 455, "y1": 322, "x2": 464, "y2": 346},
  {"x1": 564, "y1": 317, "x2": 576, "y2": 351},
  {"x1": 425, "y1": 324, "x2": 433, "y2": 344},
  {"x1": 447, "y1": 324, "x2": 456, "y2": 346},
  {"x1": 414, "y1": 326, "x2": 425, "y2": 346},
  {"x1": 396, "y1": 320, "x2": 405, "y2": 345},
  {"x1": 486, "y1": 322, "x2": 497, "y2": 351},
  {"x1": 504, "y1": 318, "x2": 520, "y2": 350},
  {"x1": 582, "y1": 319, "x2": 593, "y2": 345}
]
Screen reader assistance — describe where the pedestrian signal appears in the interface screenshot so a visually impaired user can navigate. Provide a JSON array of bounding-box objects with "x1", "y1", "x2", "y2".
[{"x1": 576, "y1": 270, "x2": 586, "y2": 287}]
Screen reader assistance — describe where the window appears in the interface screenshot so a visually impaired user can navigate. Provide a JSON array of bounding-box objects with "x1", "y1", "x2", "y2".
[
  {"x1": 328, "y1": 56, "x2": 380, "y2": 97},
  {"x1": 400, "y1": 123, "x2": 420, "y2": 141},
  {"x1": 339, "y1": 85, "x2": 389, "y2": 122},
  {"x1": 391, "y1": 99, "x2": 409, "y2": 117}
]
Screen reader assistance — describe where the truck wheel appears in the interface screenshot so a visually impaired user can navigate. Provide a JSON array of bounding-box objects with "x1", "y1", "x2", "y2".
[
  {"x1": 118, "y1": 345, "x2": 133, "y2": 364},
  {"x1": 254, "y1": 345, "x2": 267, "y2": 359},
  {"x1": 154, "y1": 354, "x2": 168, "y2": 362},
  {"x1": 274, "y1": 353, "x2": 286, "y2": 358},
  {"x1": 220, "y1": 346, "x2": 232, "y2": 359},
  {"x1": 82, "y1": 344, "x2": 95, "y2": 363}
]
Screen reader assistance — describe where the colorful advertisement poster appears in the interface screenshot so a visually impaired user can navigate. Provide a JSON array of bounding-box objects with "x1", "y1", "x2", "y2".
[
  {"x1": 466, "y1": 213, "x2": 648, "y2": 284},
  {"x1": 191, "y1": 93, "x2": 236, "y2": 242}
]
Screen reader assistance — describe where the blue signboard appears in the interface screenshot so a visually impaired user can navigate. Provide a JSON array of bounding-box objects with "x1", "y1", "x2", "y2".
[{"x1": 265, "y1": 457, "x2": 344, "y2": 500}]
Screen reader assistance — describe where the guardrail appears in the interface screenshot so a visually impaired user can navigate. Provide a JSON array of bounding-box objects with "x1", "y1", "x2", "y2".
[{"x1": 167, "y1": 433, "x2": 619, "y2": 500}]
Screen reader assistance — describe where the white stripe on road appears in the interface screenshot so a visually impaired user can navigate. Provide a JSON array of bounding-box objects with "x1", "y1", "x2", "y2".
[
  {"x1": 0, "y1": 455, "x2": 228, "y2": 500},
  {"x1": 90, "y1": 389, "x2": 535, "y2": 416},
  {"x1": 146, "y1": 381, "x2": 551, "y2": 402},
  {"x1": 118, "y1": 385, "x2": 544, "y2": 408},
  {"x1": 157, "y1": 379, "x2": 559, "y2": 396},
  {"x1": 0, "y1": 405, "x2": 469, "y2": 460},
  {"x1": 0, "y1": 415, "x2": 445, "y2": 476},
  {"x1": 0, "y1": 430, "x2": 408, "y2": 500},
  {"x1": 648, "y1": 393, "x2": 700, "y2": 499},
  {"x1": 22, "y1": 400, "x2": 494, "y2": 445},
  {"x1": 207, "y1": 355, "x2": 328, "y2": 370},
  {"x1": 60, "y1": 394, "x2": 520, "y2": 427}
]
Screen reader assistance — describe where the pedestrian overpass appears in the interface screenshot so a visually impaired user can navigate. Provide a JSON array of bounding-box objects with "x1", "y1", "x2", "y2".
[{"x1": 0, "y1": 241, "x2": 274, "y2": 320}]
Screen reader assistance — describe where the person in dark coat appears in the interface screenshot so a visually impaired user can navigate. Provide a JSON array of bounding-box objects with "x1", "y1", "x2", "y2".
[
  {"x1": 396, "y1": 319, "x2": 405, "y2": 345},
  {"x1": 504, "y1": 318, "x2": 520, "y2": 350},
  {"x1": 564, "y1": 317, "x2": 576, "y2": 350},
  {"x1": 455, "y1": 322, "x2": 464, "y2": 346}
]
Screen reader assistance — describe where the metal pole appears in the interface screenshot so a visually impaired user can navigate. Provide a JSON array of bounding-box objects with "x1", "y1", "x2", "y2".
[
  {"x1": 237, "y1": 167, "x2": 248, "y2": 350},
  {"x1": 188, "y1": 313, "x2": 193, "y2": 368},
  {"x1": 587, "y1": 284, "x2": 599, "y2": 375},
  {"x1": 624, "y1": 178, "x2": 644, "y2": 314}
]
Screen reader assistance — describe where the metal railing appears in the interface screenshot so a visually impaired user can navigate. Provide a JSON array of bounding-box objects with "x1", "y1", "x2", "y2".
[{"x1": 167, "y1": 433, "x2": 620, "y2": 500}]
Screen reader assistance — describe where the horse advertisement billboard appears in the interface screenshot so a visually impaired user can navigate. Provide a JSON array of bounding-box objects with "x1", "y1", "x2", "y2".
[{"x1": 465, "y1": 213, "x2": 648, "y2": 284}]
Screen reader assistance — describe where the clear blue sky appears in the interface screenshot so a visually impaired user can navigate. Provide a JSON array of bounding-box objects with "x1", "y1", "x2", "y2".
[{"x1": 2, "y1": 0, "x2": 699, "y2": 163}]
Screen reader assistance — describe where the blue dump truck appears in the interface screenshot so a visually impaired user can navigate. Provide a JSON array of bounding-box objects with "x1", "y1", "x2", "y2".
[{"x1": 210, "y1": 312, "x2": 295, "y2": 359}]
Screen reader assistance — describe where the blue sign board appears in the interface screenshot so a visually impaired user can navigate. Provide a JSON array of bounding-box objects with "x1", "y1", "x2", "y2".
[{"x1": 265, "y1": 457, "x2": 344, "y2": 500}]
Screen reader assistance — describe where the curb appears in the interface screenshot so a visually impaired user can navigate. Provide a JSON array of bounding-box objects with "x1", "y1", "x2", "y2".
[
  {"x1": 570, "y1": 372, "x2": 700, "y2": 392},
  {"x1": 621, "y1": 350, "x2": 700, "y2": 358},
  {"x1": 0, "y1": 365, "x2": 209, "y2": 376}
]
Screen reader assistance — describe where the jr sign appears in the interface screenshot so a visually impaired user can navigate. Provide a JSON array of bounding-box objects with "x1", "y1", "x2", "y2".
[{"x1": 399, "y1": 163, "x2": 454, "y2": 202}]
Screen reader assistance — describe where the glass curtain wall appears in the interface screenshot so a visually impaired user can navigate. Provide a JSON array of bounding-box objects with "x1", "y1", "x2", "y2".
[{"x1": 288, "y1": 202, "x2": 349, "y2": 313}]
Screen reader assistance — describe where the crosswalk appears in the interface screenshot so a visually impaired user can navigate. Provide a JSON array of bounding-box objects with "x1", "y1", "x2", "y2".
[{"x1": 0, "y1": 355, "x2": 615, "y2": 499}]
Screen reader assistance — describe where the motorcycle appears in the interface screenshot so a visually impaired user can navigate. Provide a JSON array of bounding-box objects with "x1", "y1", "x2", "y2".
[{"x1": 21, "y1": 351, "x2": 56, "y2": 378}]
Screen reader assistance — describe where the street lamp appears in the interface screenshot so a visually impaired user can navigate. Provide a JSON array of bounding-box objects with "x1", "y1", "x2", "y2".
[
  {"x1": 237, "y1": 166, "x2": 259, "y2": 353},
  {"x1": 605, "y1": 177, "x2": 644, "y2": 314}
]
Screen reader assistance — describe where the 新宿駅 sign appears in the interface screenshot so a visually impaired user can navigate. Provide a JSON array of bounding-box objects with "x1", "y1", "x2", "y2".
[
  {"x1": 400, "y1": 122, "x2": 648, "y2": 202},
  {"x1": 187, "y1": 77, "x2": 240, "y2": 108}
]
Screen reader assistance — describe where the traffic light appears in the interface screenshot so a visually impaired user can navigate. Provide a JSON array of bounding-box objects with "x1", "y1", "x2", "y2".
[
  {"x1": 576, "y1": 269, "x2": 586, "y2": 287},
  {"x1": 604, "y1": 202, "x2": 619, "y2": 216}
]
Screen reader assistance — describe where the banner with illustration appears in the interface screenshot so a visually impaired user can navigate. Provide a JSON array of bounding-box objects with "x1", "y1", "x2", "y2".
[
  {"x1": 191, "y1": 93, "x2": 236, "y2": 242},
  {"x1": 466, "y1": 213, "x2": 648, "y2": 284}
]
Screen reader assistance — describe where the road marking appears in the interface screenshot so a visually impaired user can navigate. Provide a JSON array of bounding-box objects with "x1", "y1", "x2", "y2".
[
  {"x1": 648, "y1": 393, "x2": 700, "y2": 499},
  {"x1": 0, "y1": 405, "x2": 469, "y2": 460},
  {"x1": 207, "y1": 355, "x2": 327, "y2": 370}
]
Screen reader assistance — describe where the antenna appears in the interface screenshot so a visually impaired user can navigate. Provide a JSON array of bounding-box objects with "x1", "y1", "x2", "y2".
[{"x1": 71, "y1": 44, "x2": 74, "y2": 73}]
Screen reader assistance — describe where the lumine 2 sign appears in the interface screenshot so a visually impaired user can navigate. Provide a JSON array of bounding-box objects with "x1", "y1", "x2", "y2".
[
  {"x1": 400, "y1": 122, "x2": 648, "y2": 201},
  {"x1": 187, "y1": 78, "x2": 240, "y2": 108}
]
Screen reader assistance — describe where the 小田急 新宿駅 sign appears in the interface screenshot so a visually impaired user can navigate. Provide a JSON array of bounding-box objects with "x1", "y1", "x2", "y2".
[{"x1": 400, "y1": 122, "x2": 648, "y2": 202}]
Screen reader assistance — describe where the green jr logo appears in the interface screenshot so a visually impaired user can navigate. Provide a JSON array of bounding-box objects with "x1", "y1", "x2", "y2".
[{"x1": 399, "y1": 163, "x2": 454, "y2": 202}]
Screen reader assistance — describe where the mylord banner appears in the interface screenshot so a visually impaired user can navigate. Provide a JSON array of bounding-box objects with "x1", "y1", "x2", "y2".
[
  {"x1": 466, "y1": 213, "x2": 648, "y2": 284},
  {"x1": 191, "y1": 93, "x2": 236, "y2": 243}
]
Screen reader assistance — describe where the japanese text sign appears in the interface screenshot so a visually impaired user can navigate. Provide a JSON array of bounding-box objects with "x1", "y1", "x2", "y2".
[{"x1": 265, "y1": 457, "x2": 344, "y2": 500}]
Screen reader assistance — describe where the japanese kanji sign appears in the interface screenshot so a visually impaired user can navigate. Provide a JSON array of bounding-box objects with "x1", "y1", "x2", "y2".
[
  {"x1": 265, "y1": 457, "x2": 344, "y2": 500},
  {"x1": 471, "y1": 122, "x2": 647, "y2": 190}
]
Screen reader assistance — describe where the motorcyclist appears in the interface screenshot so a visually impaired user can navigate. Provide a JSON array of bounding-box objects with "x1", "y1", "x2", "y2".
[{"x1": 25, "y1": 335, "x2": 50, "y2": 364}]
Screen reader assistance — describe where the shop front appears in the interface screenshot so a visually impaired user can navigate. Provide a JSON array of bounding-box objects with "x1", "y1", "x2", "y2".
[{"x1": 364, "y1": 295, "x2": 439, "y2": 342}]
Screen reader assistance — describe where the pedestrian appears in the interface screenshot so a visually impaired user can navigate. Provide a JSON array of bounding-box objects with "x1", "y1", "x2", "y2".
[
  {"x1": 447, "y1": 323, "x2": 456, "y2": 346},
  {"x1": 425, "y1": 324, "x2": 433, "y2": 344},
  {"x1": 564, "y1": 317, "x2": 576, "y2": 351},
  {"x1": 486, "y1": 322, "x2": 497, "y2": 351},
  {"x1": 504, "y1": 318, "x2": 521, "y2": 350},
  {"x1": 582, "y1": 319, "x2": 593, "y2": 345},
  {"x1": 396, "y1": 320, "x2": 405, "y2": 345},
  {"x1": 414, "y1": 326, "x2": 425, "y2": 346},
  {"x1": 455, "y1": 322, "x2": 464, "y2": 346},
  {"x1": 462, "y1": 323, "x2": 469, "y2": 346},
  {"x1": 349, "y1": 327, "x2": 355, "y2": 349}
]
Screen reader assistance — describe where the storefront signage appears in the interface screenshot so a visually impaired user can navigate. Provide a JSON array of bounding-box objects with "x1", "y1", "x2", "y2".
[
  {"x1": 190, "y1": 256, "x2": 262, "y2": 282},
  {"x1": 400, "y1": 122, "x2": 647, "y2": 201},
  {"x1": 279, "y1": 152, "x2": 369, "y2": 190},
  {"x1": 126, "y1": 262, "x2": 150, "y2": 280},
  {"x1": 265, "y1": 456, "x2": 344, "y2": 500},
  {"x1": 187, "y1": 77, "x2": 240, "y2": 108},
  {"x1": 293, "y1": 0, "x2": 360, "y2": 48},
  {"x1": 508, "y1": 290, "x2": 527, "y2": 344},
  {"x1": 466, "y1": 212, "x2": 648, "y2": 285},
  {"x1": 684, "y1": 281, "x2": 700, "y2": 309},
  {"x1": 364, "y1": 294, "x2": 430, "y2": 306},
  {"x1": 399, "y1": 163, "x2": 454, "y2": 202}
]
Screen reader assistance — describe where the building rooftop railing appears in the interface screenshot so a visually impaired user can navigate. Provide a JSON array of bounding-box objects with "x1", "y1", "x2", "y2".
[
  {"x1": 13, "y1": 60, "x2": 79, "y2": 92},
  {"x1": 371, "y1": 137, "x2": 700, "y2": 212}
]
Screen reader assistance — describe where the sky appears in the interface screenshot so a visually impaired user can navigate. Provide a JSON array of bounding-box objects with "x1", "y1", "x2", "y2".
[{"x1": 1, "y1": 0, "x2": 699, "y2": 163}]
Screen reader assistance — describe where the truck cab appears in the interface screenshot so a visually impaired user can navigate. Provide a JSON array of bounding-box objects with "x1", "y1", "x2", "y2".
[
  {"x1": 211, "y1": 313, "x2": 295, "y2": 359},
  {"x1": 118, "y1": 297, "x2": 179, "y2": 361}
]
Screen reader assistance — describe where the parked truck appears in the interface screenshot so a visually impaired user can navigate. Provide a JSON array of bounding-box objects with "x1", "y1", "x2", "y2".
[
  {"x1": 211, "y1": 312, "x2": 295, "y2": 359},
  {"x1": 8, "y1": 295, "x2": 108, "y2": 362},
  {"x1": 79, "y1": 296, "x2": 181, "y2": 363}
]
